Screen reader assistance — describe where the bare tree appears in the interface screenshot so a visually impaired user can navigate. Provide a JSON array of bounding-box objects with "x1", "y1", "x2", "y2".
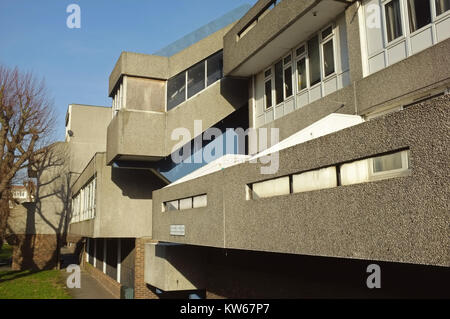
[{"x1": 0, "y1": 64, "x2": 55, "y2": 249}]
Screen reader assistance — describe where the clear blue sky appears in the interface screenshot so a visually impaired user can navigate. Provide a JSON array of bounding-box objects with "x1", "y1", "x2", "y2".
[{"x1": 0, "y1": 0, "x2": 256, "y2": 140}]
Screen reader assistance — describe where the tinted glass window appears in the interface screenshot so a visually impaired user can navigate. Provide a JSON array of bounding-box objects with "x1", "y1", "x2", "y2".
[
  {"x1": 207, "y1": 51, "x2": 223, "y2": 86},
  {"x1": 435, "y1": 0, "x2": 450, "y2": 15},
  {"x1": 265, "y1": 80, "x2": 272, "y2": 109},
  {"x1": 274, "y1": 61, "x2": 283, "y2": 105},
  {"x1": 167, "y1": 72, "x2": 186, "y2": 110},
  {"x1": 323, "y1": 39, "x2": 335, "y2": 77},
  {"x1": 188, "y1": 62, "x2": 205, "y2": 99},
  {"x1": 308, "y1": 36, "x2": 321, "y2": 86},
  {"x1": 297, "y1": 58, "x2": 307, "y2": 90},
  {"x1": 284, "y1": 66, "x2": 292, "y2": 98},
  {"x1": 385, "y1": 0, "x2": 403, "y2": 42},
  {"x1": 408, "y1": 0, "x2": 431, "y2": 32}
]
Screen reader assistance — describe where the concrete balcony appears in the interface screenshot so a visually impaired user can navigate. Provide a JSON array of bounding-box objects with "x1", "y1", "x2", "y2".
[
  {"x1": 223, "y1": 0, "x2": 352, "y2": 76},
  {"x1": 106, "y1": 77, "x2": 248, "y2": 166},
  {"x1": 152, "y1": 95, "x2": 449, "y2": 267},
  {"x1": 69, "y1": 153, "x2": 166, "y2": 238}
]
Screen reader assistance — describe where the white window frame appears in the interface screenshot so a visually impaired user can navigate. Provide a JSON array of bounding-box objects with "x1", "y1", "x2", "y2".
[
  {"x1": 320, "y1": 24, "x2": 337, "y2": 80},
  {"x1": 368, "y1": 150, "x2": 410, "y2": 181},
  {"x1": 382, "y1": 0, "x2": 407, "y2": 46},
  {"x1": 264, "y1": 67, "x2": 274, "y2": 110},
  {"x1": 282, "y1": 53, "x2": 294, "y2": 100}
]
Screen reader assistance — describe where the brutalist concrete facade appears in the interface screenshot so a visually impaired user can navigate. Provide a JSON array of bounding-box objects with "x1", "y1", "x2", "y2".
[
  {"x1": 153, "y1": 95, "x2": 449, "y2": 267},
  {"x1": 66, "y1": 0, "x2": 449, "y2": 299}
]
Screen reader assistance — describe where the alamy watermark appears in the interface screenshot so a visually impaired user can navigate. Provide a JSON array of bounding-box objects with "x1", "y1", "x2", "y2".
[
  {"x1": 66, "y1": 4, "x2": 81, "y2": 29},
  {"x1": 170, "y1": 120, "x2": 280, "y2": 175},
  {"x1": 366, "y1": 264, "x2": 381, "y2": 289},
  {"x1": 66, "y1": 264, "x2": 81, "y2": 289}
]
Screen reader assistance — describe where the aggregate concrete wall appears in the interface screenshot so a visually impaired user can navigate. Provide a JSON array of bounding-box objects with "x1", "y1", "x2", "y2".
[{"x1": 152, "y1": 95, "x2": 450, "y2": 267}]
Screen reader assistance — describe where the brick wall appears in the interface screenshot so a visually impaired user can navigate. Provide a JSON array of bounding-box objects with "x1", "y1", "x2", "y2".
[
  {"x1": 9, "y1": 234, "x2": 59, "y2": 271},
  {"x1": 134, "y1": 238, "x2": 159, "y2": 299}
]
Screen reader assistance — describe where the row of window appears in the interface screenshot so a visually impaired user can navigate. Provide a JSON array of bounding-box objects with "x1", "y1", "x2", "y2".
[
  {"x1": 71, "y1": 177, "x2": 97, "y2": 223},
  {"x1": 384, "y1": 0, "x2": 449, "y2": 43},
  {"x1": 167, "y1": 51, "x2": 223, "y2": 111},
  {"x1": 163, "y1": 194, "x2": 207, "y2": 212},
  {"x1": 263, "y1": 25, "x2": 335, "y2": 109},
  {"x1": 247, "y1": 150, "x2": 410, "y2": 200}
]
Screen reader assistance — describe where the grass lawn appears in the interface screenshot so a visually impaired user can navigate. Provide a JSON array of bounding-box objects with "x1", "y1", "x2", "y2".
[
  {"x1": 0, "y1": 270, "x2": 72, "y2": 299},
  {"x1": 0, "y1": 243, "x2": 13, "y2": 261}
]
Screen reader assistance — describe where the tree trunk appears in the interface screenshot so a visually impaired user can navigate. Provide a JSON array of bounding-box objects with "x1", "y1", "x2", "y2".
[{"x1": 0, "y1": 193, "x2": 10, "y2": 248}]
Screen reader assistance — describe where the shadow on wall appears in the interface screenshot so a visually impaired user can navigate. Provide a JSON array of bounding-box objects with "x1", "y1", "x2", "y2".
[
  {"x1": 6, "y1": 143, "x2": 83, "y2": 271},
  {"x1": 111, "y1": 168, "x2": 166, "y2": 200},
  {"x1": 220, "y1": 77, "x2": 249, "y2": 109}
]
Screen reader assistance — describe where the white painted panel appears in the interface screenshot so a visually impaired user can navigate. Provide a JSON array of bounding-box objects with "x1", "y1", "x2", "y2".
[
  {"x1": 255, "y1": 114, "x2": 265, "y2": 128},
  {"x1": 436, "y1": 15, "x2": 450, "y2": 42},
  {"x1": 265, "y1": 108, "x2": 274, "y2": 123},
  {"x1": 274, "y1": 103, "x2": 284, "y2": 120},
  {"x1": 293, "y1": 166, "x2": 337, "y2": 193},
  {"x1": 368, "y1": 52, "x2": 386, "y2": 74},
  {"x1": 193, "y1": 195, "x2": 207, "y2": 208},
  {"x1": 340, "y1": 158, "x2": 369, "y2": 185},
  {"x1": 284, "y1": 98, "x2": 295, "y2": 115},
  {"x1": 309, "y1": 85, "x2": 322, "y2": 102},
  {"x1": 364, "y1": 0, "x2": 385, "y2": 56},
  {"x1": 323, "y1": 76, "x2": 338, "y2": 96},
  {"x1": 297, "y1": 91, "x2": 309, "y2": 108},
  {"x1": 410, "y1": 27, "x2": 433, "y2": 54},
  {"x1": 387, "y1": 40, "x2": 407, "y2": 65},
  {"x1": 252, "y1": 176, "x2": 290, "y2": 199},
  {"x1": 179, "y1": 198, "x2": 192, "y2": 210}
]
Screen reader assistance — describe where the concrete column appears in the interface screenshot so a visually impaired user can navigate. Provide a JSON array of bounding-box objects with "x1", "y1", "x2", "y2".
[
  {"x1": 85, "y1": 238, "x2": 90, "y2": 264},
  {"x1": 117, "y1": 238, "x2": 121, "y2": 283},
  {"x1": 93, "y1": 238, "x2": 97, "y2": 267},
  {"x1": 345, "y1": 1, "x2": 364, "y2": 83},
  {"x1": 103, "y1": 238, "x2": 107, "y2": 274}
]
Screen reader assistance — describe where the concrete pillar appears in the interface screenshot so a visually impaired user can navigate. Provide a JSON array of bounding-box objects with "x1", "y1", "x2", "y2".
[
  {"x1": 345, "y1": 1, "x2": 364, "y2": 83},
  {"x1": 93, "y1": 238, "x2": 97, "y2": 267},
  {"x1": 103, "y1": 238, "x2": 107, "y2": 274},
  {"x1": 117, "y1": 238, "x2": 121, "y2": 283}
]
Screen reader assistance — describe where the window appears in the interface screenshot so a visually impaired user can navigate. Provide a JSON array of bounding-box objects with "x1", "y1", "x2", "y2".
[
  {"x1": 435, "y1": 0, "x2": 450, "y2": 16},
  {"x1": 167, "y1": 72, "x2": 186, "y2": 111},
  {"x1": 284, "y1": 66, "x2": 293, "y2": 98},
  {"x1": 250, "y1": 176, "x2": 290, "y2": 199},
  {"x1": 293, "y1": 167, "x2": 337, "y2": 193},
  {"x1": 323, "y1": 39, "x2": 335, "y2": 77},
  {"x1": 166, "y1": 50, "x2": 223, "y2": 111},
  {"x1": 274, "y1": 61, "x2": 284, "y2": 105},
  {"x1": 163, "y1": 194, "x2": 207, "y2": 212},
  {"x1": 283, "y1": 55, "x2": 293, "y2": 99},
  {"x1": 296, "y1": 45, "x2": 305, "y2": 56},
  {"x1": 71, "y1": 177, "x2": 96, "y2": 223},
  {"x1": 308, "y1": 36, "x2": 321, "y2": 86},
  {"x1": 264, "y1": 78, "x2": 272, "y2": 109},
  {"x1": 407, "y1": 0, "x2": 431, "y2": 33},
  {"x1": 297, "y1": 58, "x2": 307, "y2": 91},
  {"x1": 207, "y1": 51, "x2": 223, "y2": 86},
  {"x1": 340, "y1": 150, "x2": 410, "y2": 185},
  {"x1": 187, "y1": 62, "x2": 205, "y2": 99},
  {"x1": 385, "y1": 0, "x2": 403, "y2": 42}
]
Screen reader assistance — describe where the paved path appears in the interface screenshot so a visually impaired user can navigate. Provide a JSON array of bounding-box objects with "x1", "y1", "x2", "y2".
[{"x1": 62, "y1": 269, "x2": 117, "y2": 299}]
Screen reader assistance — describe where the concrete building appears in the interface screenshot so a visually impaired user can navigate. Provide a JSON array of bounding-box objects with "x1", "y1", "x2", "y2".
[
  {"x1": 6, "y1": 104, "x2": 111, "y2": 270},
  {"x1": 68, "y1": 0, "x2": 449, "y2": 298}
]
